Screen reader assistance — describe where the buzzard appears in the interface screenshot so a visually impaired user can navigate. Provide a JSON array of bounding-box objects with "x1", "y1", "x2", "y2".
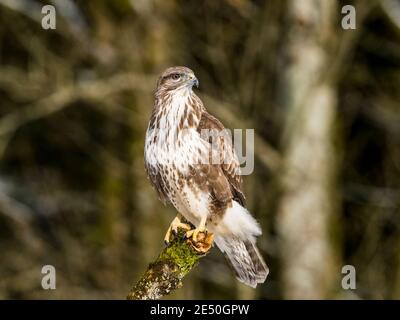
[{"x1": 144, "y1": 66, "x2": 268, "y2": 288}]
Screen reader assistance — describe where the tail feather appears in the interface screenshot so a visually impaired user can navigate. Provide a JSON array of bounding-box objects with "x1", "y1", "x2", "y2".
[
  {"x1": 213, "y1": 200, "x2": 269, "y2": 288},
  {"x1": 215, "y1": 236, "x2": 269, "y2": 288}
]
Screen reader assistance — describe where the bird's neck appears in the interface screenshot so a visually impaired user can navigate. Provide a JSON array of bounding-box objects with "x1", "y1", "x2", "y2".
[
  {"x1": 146, "y1": 89, "x2": 204, "y2": 149},
  {"x1": 153, "y1": 88, "x2": 203, "y2": 132}
]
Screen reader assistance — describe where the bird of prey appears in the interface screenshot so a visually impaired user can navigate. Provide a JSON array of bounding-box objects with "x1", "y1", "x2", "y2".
[{"x1": 144, "y1": 66, "x2": 268, "y2": 288}]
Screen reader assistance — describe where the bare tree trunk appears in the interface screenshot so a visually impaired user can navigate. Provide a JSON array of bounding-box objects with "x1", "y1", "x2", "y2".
[{"x1": 276, "y1": 0, "x2": 340, "y2": 299}]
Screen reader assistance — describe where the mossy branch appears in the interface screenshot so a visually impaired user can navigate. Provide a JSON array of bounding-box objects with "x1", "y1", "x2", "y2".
[{"x1": 127, "y1": 230, "x2": 213, "y2": 300}]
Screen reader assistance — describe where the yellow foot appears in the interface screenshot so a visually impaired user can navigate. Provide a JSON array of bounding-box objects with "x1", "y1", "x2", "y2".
[
  {"x1": 186, "y1": 226, "x2": 214, "y2": 254},
  {"x1": 164, "y1": 215, "x2": 192, "y2": 244},
  {"x1": 185, "y1": 227, "x2": 205, "y2": 243}
]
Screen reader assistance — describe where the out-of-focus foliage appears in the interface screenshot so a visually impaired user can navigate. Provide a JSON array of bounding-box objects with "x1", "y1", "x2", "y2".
[{"x1": 0, "y1": 0, "x2": 399, "y2": 299}]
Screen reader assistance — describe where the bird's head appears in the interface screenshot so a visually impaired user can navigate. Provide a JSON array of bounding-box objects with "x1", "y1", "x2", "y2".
[{"x1": 156, "y1": 66, "x2": 199, "y2": 93}]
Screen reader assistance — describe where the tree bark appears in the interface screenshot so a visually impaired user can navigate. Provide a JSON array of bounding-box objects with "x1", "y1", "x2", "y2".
[
  {"x1": 276, "y1": 0, "x2": 340, "y2": 299},
  {"x1": 127, "y1": 231, "x2": 212, "y2": 300}
]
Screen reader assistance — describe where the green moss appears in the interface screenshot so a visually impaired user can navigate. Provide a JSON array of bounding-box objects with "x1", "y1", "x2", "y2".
[
  {"x1": 158, "y1": 236, "x2": 202, "y2": 276},
  {"x1": 127, "y1": 230, "x2": 209, "y2": 299}
]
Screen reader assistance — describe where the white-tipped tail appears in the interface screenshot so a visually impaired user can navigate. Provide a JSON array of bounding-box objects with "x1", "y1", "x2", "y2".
[{"x1": 214, "y1": 201, "x2": 269, "y2": 288}]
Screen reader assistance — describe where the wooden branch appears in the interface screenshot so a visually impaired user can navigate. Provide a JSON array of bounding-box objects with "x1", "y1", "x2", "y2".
[{"x1": 127, "y1": 230, "x2": 212, "y2": 300}]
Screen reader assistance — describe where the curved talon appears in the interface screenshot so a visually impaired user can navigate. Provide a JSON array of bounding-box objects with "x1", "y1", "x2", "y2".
[
  {"x1": 185, "y1": 228, "x2": 205, "y2": 243},
  {"x1": 185, "y1": 215, "x2": 208, "y2": 243},
  {"x1": 164, "y1": 215, "x2": 213, "y2": 254},
  {"x1": 164, "y1": 214, "x2": 192, "y2": 244},
  {"x1": 186, "y1": 230, "x2": 214, "y2": 254}
]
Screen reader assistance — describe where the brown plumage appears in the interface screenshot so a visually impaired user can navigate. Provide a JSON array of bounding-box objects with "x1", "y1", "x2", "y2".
[{"x1": 144, "y1": 66, "x2": 268, "y2": 287}]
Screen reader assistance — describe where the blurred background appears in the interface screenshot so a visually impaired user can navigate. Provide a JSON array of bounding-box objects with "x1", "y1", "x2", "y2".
[{"x1": 0, "y1": 0, "x2": 399, "y2": 299}]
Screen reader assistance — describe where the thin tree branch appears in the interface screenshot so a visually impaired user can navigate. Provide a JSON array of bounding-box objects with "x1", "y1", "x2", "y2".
[{"x1": 0, "y1": 73, "x2": 153, "y2": 157}]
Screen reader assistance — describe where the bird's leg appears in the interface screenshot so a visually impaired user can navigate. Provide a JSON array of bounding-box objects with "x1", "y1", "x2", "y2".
[
  {"x1": 185, "y1": 215, "x2": 214, "y2": 253},
  {"x1": 185, "y1": 215, "x2": 208, "y2": 243},
  {"x1": 164, "y1": 213, "x2": 192, "y2": 244}
]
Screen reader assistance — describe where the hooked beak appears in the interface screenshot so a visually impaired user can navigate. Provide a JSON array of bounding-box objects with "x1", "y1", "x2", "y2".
[{"x1": 188, "y1": 73, "x2": 199, "y2": 88}]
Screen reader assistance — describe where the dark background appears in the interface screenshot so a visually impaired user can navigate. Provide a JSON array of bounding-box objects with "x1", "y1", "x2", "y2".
[{"x1": 0, "y1": 0, "x2": 399, "y2": 299}]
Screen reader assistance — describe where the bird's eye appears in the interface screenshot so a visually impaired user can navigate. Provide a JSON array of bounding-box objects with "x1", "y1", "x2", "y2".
[{"x1": 171, "y1": 73, "x2": 181, "y2": 80}]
